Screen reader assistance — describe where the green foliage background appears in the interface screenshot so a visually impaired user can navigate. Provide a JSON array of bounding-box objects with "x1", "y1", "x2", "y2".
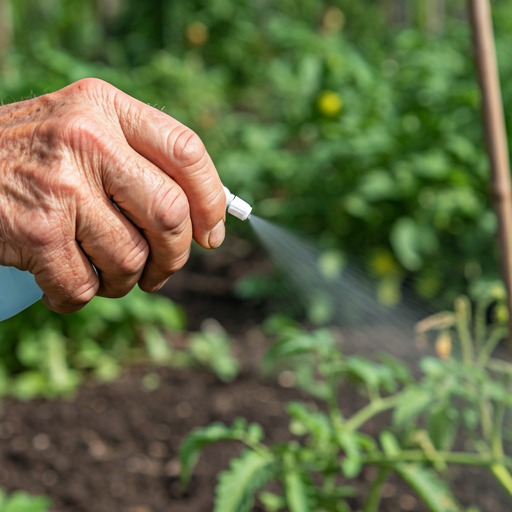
[
  {"x1": 2, "y1": 0, "x2": 512, "y2": 306},
  {"x1": 1, "y1": 0, "x2": 512, "y2": 391}
]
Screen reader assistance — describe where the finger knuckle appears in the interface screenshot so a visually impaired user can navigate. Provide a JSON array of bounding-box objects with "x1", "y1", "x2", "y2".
[
  {"x1": 158, "y1": 246, "x2": 191, "y2": 277},
  {"x1": 170, "y1": 126, "x2": 207, "y2": 170},
  {"x1": 61, "y1": 114, "x2": 106, "y2": 148},
  {"x1": 116, "y1": 238, "x2": 149, "y2": 276},
  {"x1": 154, "y1": 187, "x2": 190, "y2": 233},
  {"x1": 70, "y1": 77, "x2": 111, "y2": 95},
  {"x1": 166, "y1": 247, "x2": 191, "y2": 274},
  {"x1": 200, "y1": 185, "x2": 227, "y2": 220},
  {"x1": 22, "y1": 218, "x2": 62, "y2": 249},
  {"x1": 66, "y1": 279, "x2": 99, "y2": 307},
  {"x1": 138, "y1": 247, "x2": 190, "y2": 294}
]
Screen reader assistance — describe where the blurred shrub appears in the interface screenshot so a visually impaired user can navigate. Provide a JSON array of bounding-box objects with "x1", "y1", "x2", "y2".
[
  {"x1": 0, "y1": 288, "x2": 186, "y2": 400},
  {"x1": 2, "y1": 0, "x2": 512, "y2": 307},
  {"x1": 0, "y1": 288, "x2": 241, "y2": 399}
]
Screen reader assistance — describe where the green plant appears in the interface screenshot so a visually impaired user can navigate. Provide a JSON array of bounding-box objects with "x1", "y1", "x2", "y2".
[
  {"x1": 0, "y1": 287, "x2": 186, "y2": 400},
  {"x1": 0, "y1": 488, "x2": 50, "y2": 512},
  {"x1": 179, "y1": 293, "x2": 512, "y2": 511},
  {"x1": 188, "y1": 318, "x2": 240, "y2": 382},
  {"x1": 4, "y1": 0, "x2": 512, "y2": 309},
  {"x1": 0, "y1": 288, "x2": 242, "y2": 400}
]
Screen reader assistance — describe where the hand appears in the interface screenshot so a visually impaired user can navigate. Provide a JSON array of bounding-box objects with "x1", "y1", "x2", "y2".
[{"x1": 0, "y1": 78, "x2": 226, "y2": 313}]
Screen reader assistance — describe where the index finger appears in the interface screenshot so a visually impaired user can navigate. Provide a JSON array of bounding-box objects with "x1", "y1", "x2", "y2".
[{"x1": 111, "y1": 89, "x2": 226, "y2": 249}]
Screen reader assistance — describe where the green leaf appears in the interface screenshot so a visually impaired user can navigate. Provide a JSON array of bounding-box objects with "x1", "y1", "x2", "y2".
[
  {"x1": 482, "y1": 381, "x2": 512, "y2": 403},
  {"x1": 142, "y1": 325, "x2": 173, "y2": 363},
  {"x1": 246, "y1": 422, "x2": 266, "y2": 444},
  {"x1": 396, "y1": 464, "x2": 461, "y2": 512},
  {"x1": 2, "y1": 491, "x2": 51, "y2": 512},
  {"x1": 336, "y1": 431, "x2": 362, "y2": 478},
  {"x1": 263, "y1": 329, "x2": 334, "y2": 371},
  {"x1": 189, "y1": 320, "x2": 240, "y2": 382},
  {"x1": 428, "y1": 405, "x2": 459, "y2": 451},
  {"x1": 293, "y1": 363, "x2": 332, "y2": 400},
  {"x1": 284, "y1": 468, "x2": 310, "y2": 512},
  {"x1": 411, "y1": 150, "x2": 451, "y2": 179},
  {"x1": 358, "y1": 169, "x2": 398, "y2": 201},
  {"x1": 287, "y1": 402, "x2": 332, "y2": 448},
  {"x1": 393, "y1": 387, "x2": 432, "y2": 428},
  {"x1": 307, "y1": 293, "x2": 335, "y2": 326},
  {"x1": 12, "y1": 372, "x2": 49, "y2": 401},
  {"x1": 344, "y1": 357, "x2": 396, "y2": 394},
  {"x1": 263, "y1": 315, "x2": 301, "y2": 336},
  {"x1": 420, "y1": 357, "x2": 446, "y2": 378},
  {"x1": 180, "y1": 422, "x2": 244, "y2": 487},
  {"x1": 390, "y1": 217, "x2": 423, "y2": 271},
  {"x1": 258, "y1": 491, "x2": 286, "y2": 512},
  {"x1": 380, "y1": 431, "x2": 400, "y2": 456},
  {"x1": 147, "y1": 296, "x2": 187, "y2": 331},
  {"x1": 214, "y1": 449, "x2": 275, "y2": 512},
  {"x1": 378, "y1": 353, "x2": 413, "y2": 384}
]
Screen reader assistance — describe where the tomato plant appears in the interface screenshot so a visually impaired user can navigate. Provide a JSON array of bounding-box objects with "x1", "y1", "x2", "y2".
[{"x1": 180, "y1": 292, "x2": 512, "y2": 511}]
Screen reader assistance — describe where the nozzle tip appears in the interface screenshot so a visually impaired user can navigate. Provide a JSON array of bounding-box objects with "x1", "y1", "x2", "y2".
[{"x1": 228, "y1": 196, "x2": 252, "y2": 221}]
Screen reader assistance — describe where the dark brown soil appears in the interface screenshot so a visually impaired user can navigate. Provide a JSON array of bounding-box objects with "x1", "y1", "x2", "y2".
[
  {"x1": 0, "y1": 361, "x2": 510, "y2": 512},
  {"x1": 0, "y1": 238, "x2": 510, "y2": 511}
]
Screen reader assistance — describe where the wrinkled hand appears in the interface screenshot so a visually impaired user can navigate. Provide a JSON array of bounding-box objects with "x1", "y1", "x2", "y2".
[{"x1": 0, "y1": 78, "x2": 226, "y2": 313}]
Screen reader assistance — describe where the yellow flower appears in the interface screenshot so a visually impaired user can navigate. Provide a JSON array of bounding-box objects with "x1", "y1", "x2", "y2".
[
  {"x1": 317, "y1": 91, "x2": 343, "y2": 117},
  {"x1": 186, "y1": 22, "x2": 209, "y2": 47},
  {"x1": 435, "y1": 331, "x2": 452, "y2": 360}
]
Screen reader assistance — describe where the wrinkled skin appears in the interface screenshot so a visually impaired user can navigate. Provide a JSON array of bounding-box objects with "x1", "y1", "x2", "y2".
[{"x1": 0, "y1": 78, "x2": 226, "y2": 314}]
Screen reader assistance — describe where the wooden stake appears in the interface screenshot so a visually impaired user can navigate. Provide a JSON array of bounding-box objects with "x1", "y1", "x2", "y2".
[{"x1": 468, "y1": 0, "x2": 512, "y2": 339}]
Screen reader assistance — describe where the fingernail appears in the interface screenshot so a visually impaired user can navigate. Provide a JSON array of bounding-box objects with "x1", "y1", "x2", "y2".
[{"x1": 208, "y1": 220, "x2": 225, "y2": 248}]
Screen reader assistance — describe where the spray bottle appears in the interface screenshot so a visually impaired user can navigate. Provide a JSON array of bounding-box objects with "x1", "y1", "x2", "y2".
[{"x1": 0, "y1": 186, "x2": 252, "y2": 322}]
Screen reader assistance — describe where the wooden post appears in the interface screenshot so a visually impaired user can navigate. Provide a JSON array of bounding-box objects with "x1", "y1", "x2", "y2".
[{"x1": 468, "y1": 0, "x2": 512, "y2": 339}]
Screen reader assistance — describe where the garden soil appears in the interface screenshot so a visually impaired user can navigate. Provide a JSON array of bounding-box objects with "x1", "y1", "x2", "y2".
[{"x1": 0, "y1": 238, "x2": 510, "y2": 512}]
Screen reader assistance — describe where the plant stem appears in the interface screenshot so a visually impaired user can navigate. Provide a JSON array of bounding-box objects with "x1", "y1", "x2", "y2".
[
  {"x1": 491, "y1": 463, "x2": 512, "y2": 496},
  {"x1": 486, "y1": 357, "x2": 512, "y2": 374},
  {"x1": 344, "y1": 394, "x2": 403, "y2": 432},
  {"x1": 455, "y1": 297, "x2": 474, "y2": 364},
  {"x1": 478, "y1": 327, "x2": 508, "y2": 366},
  {"x1": 475, "y1": 297, "x2": 494, "y2": 349},
  {"x1": 480, "y1": 399, "x2": 493, "y2": 443},
  {"x1": 491, "y1": 401, "x2": 506, "y2": 458},
  {"x1": 244, "y1": 438, "x2": 271, "y2": 457},
  {"x1": 364, "y1": 450, "x2": 512, "y2": 469},
  {"x1": 327, "y1": 372, "x2": 340, "y2": 419},
  {"x1": 364, "y1": 466, "x2": 392, "y2": 512}
]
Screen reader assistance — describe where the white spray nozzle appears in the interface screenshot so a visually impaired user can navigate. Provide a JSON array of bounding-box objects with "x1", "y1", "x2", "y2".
[{"x1": 223, "y1": 186, "x2": 252, "y2": 221}]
